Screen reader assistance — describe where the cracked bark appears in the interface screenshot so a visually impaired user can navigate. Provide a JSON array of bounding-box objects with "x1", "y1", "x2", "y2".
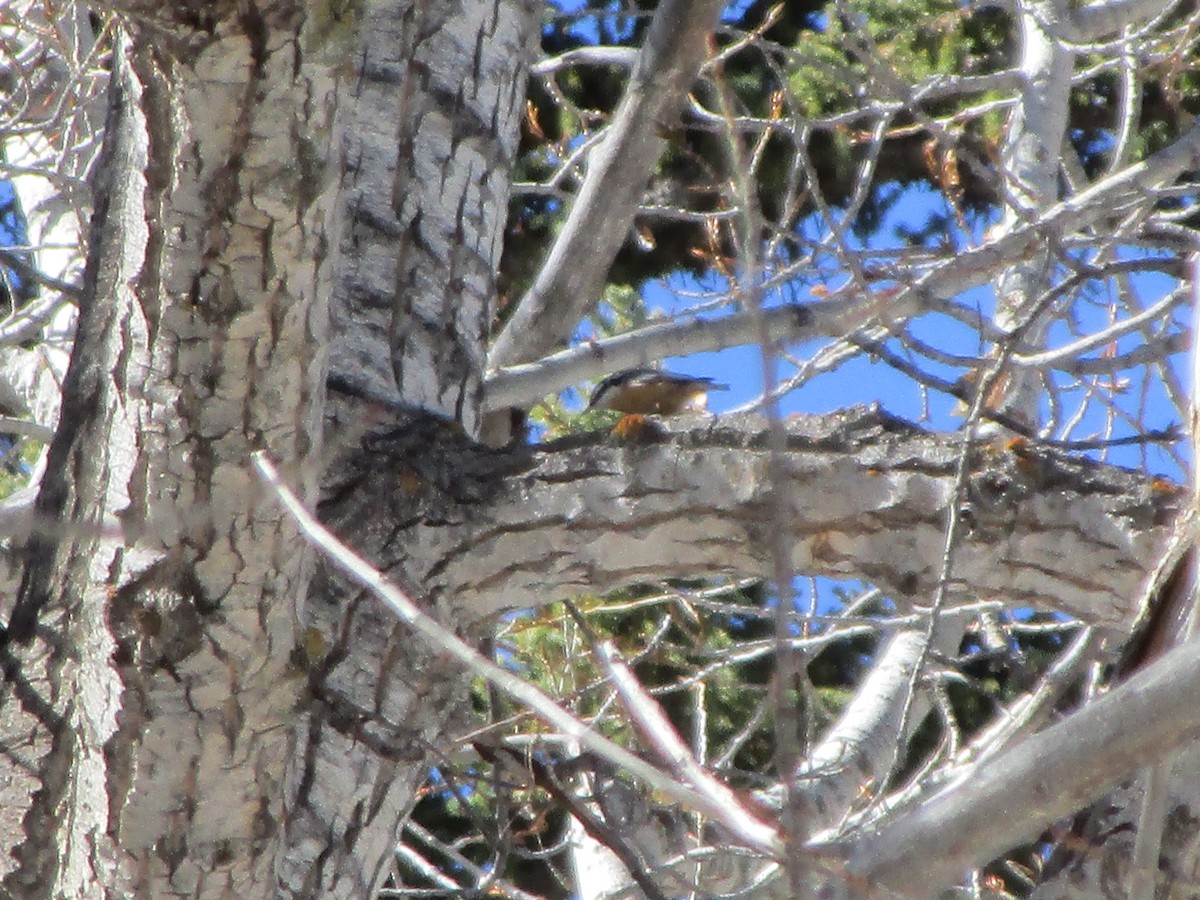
[
  {"x1": 276, "y1": 0, "x2": 538, "y2": 895},
  {"x1": 0, "y1": 9, "x2": 340, "y2": 896},
  {"x1": 0, "y1": 1, "x2": 1189, "y2": 898},
  {"x1": 318, "y1": 407, "x2": 1177, "y2": 633},
  {"x1": 306, "y1": 405, "x2": 1179, "y2": 897}
]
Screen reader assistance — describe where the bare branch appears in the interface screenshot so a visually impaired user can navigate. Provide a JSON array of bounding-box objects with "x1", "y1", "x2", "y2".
[
  {"x1": 488, "y1": 0, "x2": 725, "y2": 368},
  {"x1": 840, "y1": 633, "x2": 1200, "y2": 897},
  {"x1": 530, "y1": 46, "x2": 638, "y2": 76},
  {"x1": 254, "y1": 450, "x2": 783, "y2": 856},
  {"x1": 1069, "y1": 0, "x2": 1184, "y2": 43},
  {"x1": 595, "y1": 640, "x2": 780, "y2": 854},
  {"x1": 484, "y1": 299, "x2": 877, "y2": 410}
]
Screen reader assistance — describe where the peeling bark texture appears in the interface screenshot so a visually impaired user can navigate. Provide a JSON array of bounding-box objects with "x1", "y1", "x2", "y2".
[
  {"x1": 0, "y1": 6, "x2": 340, "y2": 896},
  {"x1": 320, "y1": 406, "x2": 1178, "y2": 633},
  {"x1": 327, "y1": 0, "x2": 536, "y2": 437}
]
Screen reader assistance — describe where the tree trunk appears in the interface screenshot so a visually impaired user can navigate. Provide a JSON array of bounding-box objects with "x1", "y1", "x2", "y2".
[
  {"x1": 0, "y1": 1, "x2": 1192, "y2": 898},
  {"x1": 0, "y1": 7, "x2": 342, "y2": 894},
  {"x1": 277, "y1": 0, "x2": 535, "y2": 895},
  {"x1": 0, "y1": 0, "x2": 537, "y2": 895}
]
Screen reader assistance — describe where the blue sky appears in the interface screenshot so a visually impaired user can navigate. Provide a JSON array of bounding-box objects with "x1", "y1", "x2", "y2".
[
  {"x1": 628, "y1": 180, "x2": 1188, "y2": 480},
  {"x1": 539, "y1": 0, "x2": 1188, "y2": 480}
]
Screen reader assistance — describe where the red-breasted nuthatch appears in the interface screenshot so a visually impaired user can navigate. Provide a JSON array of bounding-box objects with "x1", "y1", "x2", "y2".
[{"x1": 586, "y1": 367, "x2": 730, "y2": 415}]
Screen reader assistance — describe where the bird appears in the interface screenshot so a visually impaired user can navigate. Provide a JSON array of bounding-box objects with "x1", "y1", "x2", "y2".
[{"x1": 586, "y1": 367, "x2": 730, "y2": 416}]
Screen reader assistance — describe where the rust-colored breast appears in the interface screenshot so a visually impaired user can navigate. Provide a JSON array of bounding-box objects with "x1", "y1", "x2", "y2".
[{"x1": 602, "y1": 382, "x2": 708, "y2": 414}]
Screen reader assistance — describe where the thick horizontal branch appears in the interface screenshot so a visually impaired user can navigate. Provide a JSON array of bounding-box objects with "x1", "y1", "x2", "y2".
[{"x1": 320, "y1": 407, "x2": 1179, "y2": 631}]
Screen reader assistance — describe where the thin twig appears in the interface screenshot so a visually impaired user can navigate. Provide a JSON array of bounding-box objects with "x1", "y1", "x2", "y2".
[{"x1": 252, "y1": 451, "x2": 781, "y2": 856}]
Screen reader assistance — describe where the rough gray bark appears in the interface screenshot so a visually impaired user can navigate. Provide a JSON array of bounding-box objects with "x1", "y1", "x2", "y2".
[
  {"x1": 0, "y1": 35, "x2": 148, "y2": 899},
  {"x1": 318, "y1": 407, "x2": 1177, "y2": 633},
  {"x1": 327, "y1": 0, "x2": 535, "y2": 437},
  {"x1": 0, "y1": 7, "x2": 342, "y2": 895},
  {"x1": 0, "y1": 0, "x2": 538, "y2": 891},
  {"x1": 0, "y1": 0, "x2": 1193, "y2": 898},
  {"x1": 277, "y1": 0, "x2": 537, "y2": 896}
]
